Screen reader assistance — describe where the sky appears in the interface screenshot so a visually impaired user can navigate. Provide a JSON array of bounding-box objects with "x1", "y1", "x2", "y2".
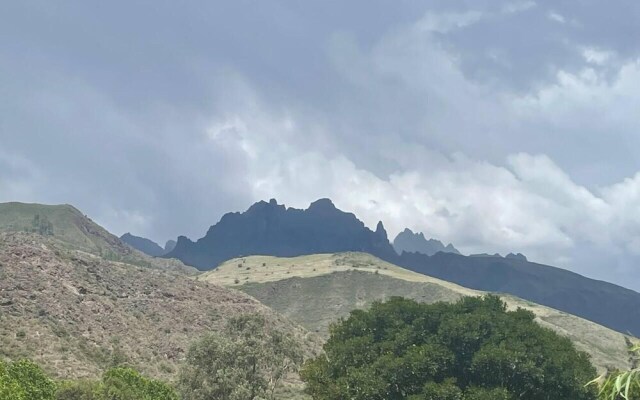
[{"x1": 2, "y1": 1, "x2": 640, "y2": 289}]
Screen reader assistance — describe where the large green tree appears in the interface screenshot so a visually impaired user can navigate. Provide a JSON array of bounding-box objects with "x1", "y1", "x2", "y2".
[
  {"x1": 301, "y1": 295, "x2": 597, "y2": 400},
  {"x1": 179, "y1": 313, "x2": 304, "y2": 400}
]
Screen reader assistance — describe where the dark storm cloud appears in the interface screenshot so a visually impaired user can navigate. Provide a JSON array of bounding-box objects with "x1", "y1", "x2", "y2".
[{"x1": 2, "y1": 1, "x2": 640, "y2": 288}]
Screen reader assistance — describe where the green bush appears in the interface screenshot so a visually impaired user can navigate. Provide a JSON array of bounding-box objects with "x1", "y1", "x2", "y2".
[
  {"x1": 0, "y1": 360, "x2": 177, "y2": 400},
  {"x1": 1, "y1": 359, "x2": 57, "y2": 400},
  {"x1": 0, "y1": 360, "x2": 26, "y2": 400},
  {"x1": 96, "y1": 367, "x2": 178, "y2": 400},
  {"x1": 56, "y1": 380, "x2": 99, "y2": 400},
  {"x1": 301, "y1": 295, "x2": 598, "y2": 400}
]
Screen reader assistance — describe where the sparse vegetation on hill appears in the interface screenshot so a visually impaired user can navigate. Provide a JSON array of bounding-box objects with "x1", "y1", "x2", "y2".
[
  {"x1": 0, "y1": 232, "x2": 320, "y2": 399},
  {"x1": 301, "y1": 296, "x2": 598, "y2": 400},
  {"x1": 202, "y1": 252, "x2": 635, "y2": 372}
]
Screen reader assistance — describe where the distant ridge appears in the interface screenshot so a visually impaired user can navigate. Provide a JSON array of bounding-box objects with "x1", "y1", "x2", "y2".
[
  {"x1": 121, "y1": 232, "x2": 166, "y2": 257},
  {"x1": 164, "y1": 239, "x2": 177, "y2": 253},
  {"x1": 165, "y1": 198, "x2": 397, "y2": 269},
  {"x1": 393, "y1": 228, "x2": 460, "y2": 256},
  {"x1": 166, "y1": 198, "x2": 640, "y2": 336}
]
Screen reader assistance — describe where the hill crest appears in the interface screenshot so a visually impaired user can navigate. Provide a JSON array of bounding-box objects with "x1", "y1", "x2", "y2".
[
  {"x1": 0, "y1": 202, "x2": 196, "y2": 274},
  {"x1": 200, "y1": 252, "x2": 635, "y2": 373}
]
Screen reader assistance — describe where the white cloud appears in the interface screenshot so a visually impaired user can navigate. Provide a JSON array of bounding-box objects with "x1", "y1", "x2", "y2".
[
  {"x1": 582, "y1": 47, "x2": 615, "y2": 65},
  {"x1": 502, "y1": 1, "x2": 537, "y2": 15},
  {"x1": 417, "y1": 11, "x2": 485, "y2": 34},
  {"x1": 548, "y1": 11, "x2": 566, "y2": 24}
]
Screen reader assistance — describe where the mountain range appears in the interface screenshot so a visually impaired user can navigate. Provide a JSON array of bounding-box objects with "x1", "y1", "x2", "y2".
[
  {"x1": 159, "y1": 198, "x2": 640, "y2": 336},
  {"x1": 0, "y1": 200, "x2": 638, "y2": 391}
]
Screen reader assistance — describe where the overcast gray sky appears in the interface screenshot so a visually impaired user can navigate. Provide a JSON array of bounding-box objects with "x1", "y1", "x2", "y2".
[{"x1": 2, "y1": 1, "x2": 640, "y2": 289}]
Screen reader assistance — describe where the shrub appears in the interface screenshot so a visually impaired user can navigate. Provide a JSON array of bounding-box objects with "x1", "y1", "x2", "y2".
[
  {"x1": 56, "y1": 380, "x2": 99, "y2": 400},
  {"x1": 5, "y1": 359, "x2": 57, "y2": 400},
  {"x1": 0, "y1": 360, "x2": 26, "y2": 400},
  {"x1": 96, "y1": 367, "x2": 178, "y2": 400}
]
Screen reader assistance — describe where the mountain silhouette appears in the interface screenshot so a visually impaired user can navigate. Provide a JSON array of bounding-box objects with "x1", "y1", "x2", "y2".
[
  {"x1": 393, "y1": 228, "x2": 460, "y2": 256},
  {"x1": 165, "y1": 198, "x2": 398, "y2": 269},
  {"x1": 121, "y1": 232, "x2": 166, "y2": 257}
]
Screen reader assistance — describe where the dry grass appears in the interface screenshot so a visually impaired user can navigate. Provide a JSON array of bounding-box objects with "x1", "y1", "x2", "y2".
[{"x1": 200, "y1": 252, "x2": 636, "y2": 373}]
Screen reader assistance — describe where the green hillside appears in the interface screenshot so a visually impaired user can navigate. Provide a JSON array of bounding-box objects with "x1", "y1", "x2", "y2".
[
  {"x1": 0, "y1": 202, "x2": 196, "y2": 274},
  {"x1": 200, "y1": 252, "x2": 636, "y2": 373}
]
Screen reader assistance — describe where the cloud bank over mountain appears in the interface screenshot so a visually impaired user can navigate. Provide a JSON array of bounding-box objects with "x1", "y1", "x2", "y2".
[{"x1": 2, "y1": 1, "x2": 640, "y2": 288}]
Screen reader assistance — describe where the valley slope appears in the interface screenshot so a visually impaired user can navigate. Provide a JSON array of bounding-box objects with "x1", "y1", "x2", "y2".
[
  {"x1": 0, "y1": 203, "x2": 323, "y2": 398},
  {"x1": 0, "y1": 233, "x2": 320, "y2": 398},
  {"x1": 200, "y1": 252, "x2": 636, "y2": 373}
]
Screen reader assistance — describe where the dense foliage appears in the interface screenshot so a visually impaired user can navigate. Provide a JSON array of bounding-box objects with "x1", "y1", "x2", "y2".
[
  {"x1": 0, "y1": 359, "x2": 177, "y2": 400},
  {"x1": 301, "y1": 295, "x2": 598, "y2": 400},
  {"x1": 179, "y1": 313, "x2": 304, "y2": 400}
]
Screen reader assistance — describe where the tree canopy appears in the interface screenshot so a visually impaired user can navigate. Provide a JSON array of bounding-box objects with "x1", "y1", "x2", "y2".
[
  {"x1": 178, "y1": 313, "x2": 304, "y2": 400},
  {"x1": 301, "y1": 295, "x2": 597, "y2": 400}
]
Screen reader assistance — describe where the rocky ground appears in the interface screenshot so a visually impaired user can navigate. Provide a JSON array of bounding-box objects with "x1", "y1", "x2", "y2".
[{"x1": 0, "y1": 232, "x2": 321, "y2": 387}]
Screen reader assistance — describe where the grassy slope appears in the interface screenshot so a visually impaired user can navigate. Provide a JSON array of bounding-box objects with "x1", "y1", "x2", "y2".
[
  {"x1": 0, "y1": 202, "x2": 196, "y2": 274},
  {"x1": 0, "y1": 232, "x2": 320, "y2": 398},
  {"x1": 200, "y1": 252, "x2": 635, "y2": 372}
]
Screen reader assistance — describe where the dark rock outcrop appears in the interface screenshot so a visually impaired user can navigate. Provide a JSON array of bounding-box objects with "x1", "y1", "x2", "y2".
[
  {"x1": 393, "y1": 228, "x2": 461, "y2": 256},
  {"x1": 165, "y1": 198, "x2": 398, "y2": 270}
]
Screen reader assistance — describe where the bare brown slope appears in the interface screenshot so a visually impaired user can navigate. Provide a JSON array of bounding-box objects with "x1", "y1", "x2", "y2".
[
  {"x1": 200, "y1": 252, "x2": 635, "y2": 372},
  {"x1": 0, "y1": 232, "x2": 321, "y2": 386}
]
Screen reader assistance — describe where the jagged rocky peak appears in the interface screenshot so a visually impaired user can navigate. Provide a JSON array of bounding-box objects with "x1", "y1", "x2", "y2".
[
  {"x1": 246, "y1": 198, "x2": 286, "y2": 214},
  {"x1": 164, "y1": 239, "x2": 177, "y2": 253},
  {"x1": 308, "y1": 198, "x2": 337, "y2": 212},
  {"x1": 393, "y1": 228, "x2": 461, "y2": 256},
  {"x1": 506, "y1": 252, "x2": 528, "y2": 261},
  {"x1": 165, "y1": 198, "x2": 398, "y2": 270},
  {"x1": 375, "y1": 221, "x2": 388, "y2": 240}
]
